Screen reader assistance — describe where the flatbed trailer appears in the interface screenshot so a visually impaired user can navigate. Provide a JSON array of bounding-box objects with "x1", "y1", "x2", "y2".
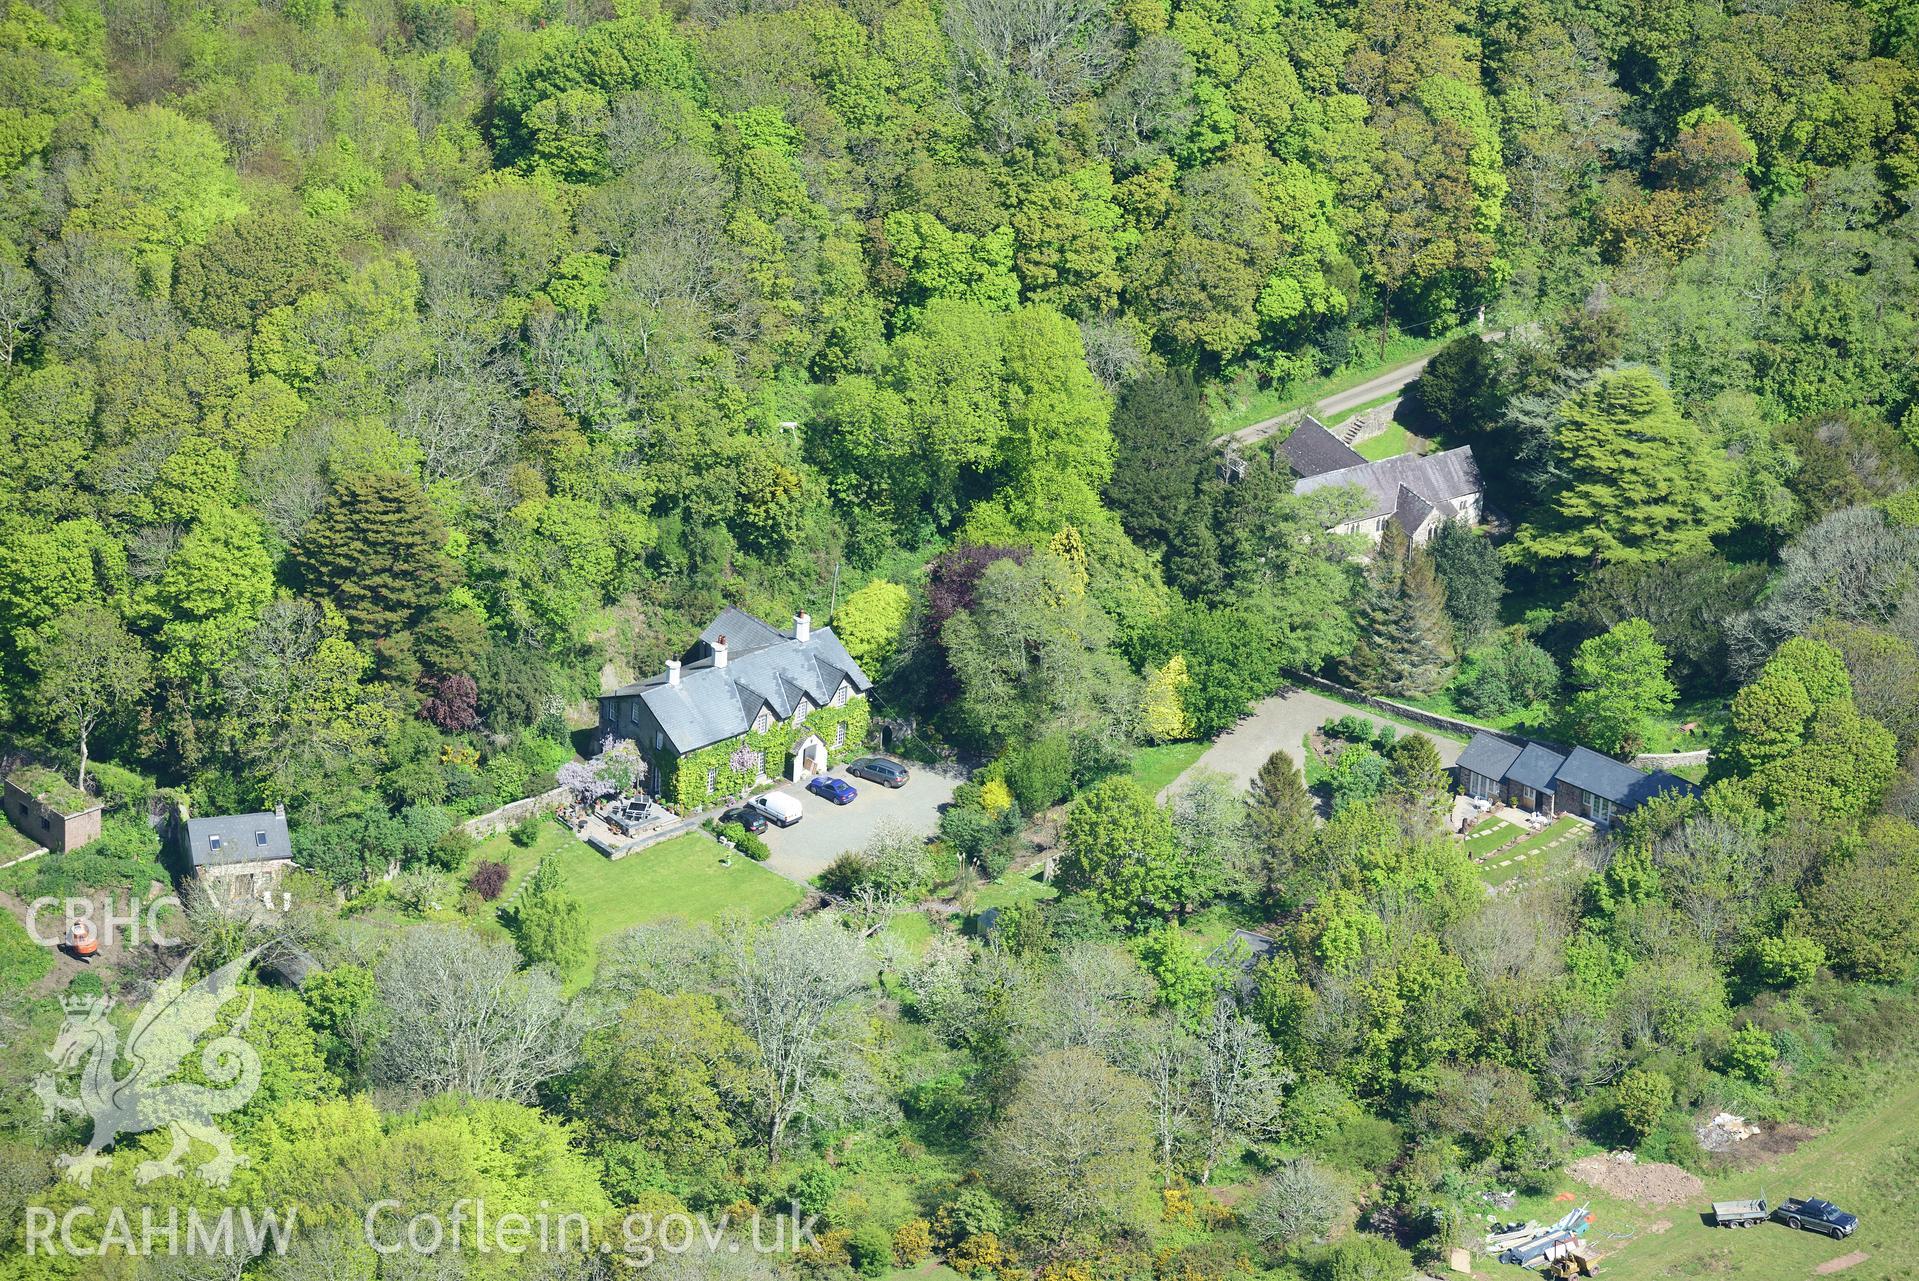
[{"x1": 1711, "y1": 1199, "x2": 1769, "y2": 1228}]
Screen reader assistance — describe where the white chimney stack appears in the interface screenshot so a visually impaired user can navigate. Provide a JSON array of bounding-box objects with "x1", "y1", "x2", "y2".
[
  {"x1": 713, "y1": 635, "x2": 728, "y2": 669},
  {"x1": 794, "y1": 611, "x2": 811, "y2": 643},
  {"x1": 666, "y1": 659, "x2": 681, "y2": 686}
]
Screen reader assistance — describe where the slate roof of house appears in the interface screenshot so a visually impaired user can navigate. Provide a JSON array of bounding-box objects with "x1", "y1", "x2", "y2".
[
  {"x1": 697, "y1": 606, "x2": 787, "y2": 657},
  {"x1": 1557, "y1": 746, "x2": 1695, "y2": 807},
  {"x1": 185, "y1": 811, "x2": 293, "y2": 870},
  {"x1": 1456, "y1": 731, "x2": 1524, "y2": 781},
  {"x1": 1280, "y1": 417, "x2": 1367, "y2": 477},
  {"x1": 1292, "y1": 445, "x2": 1483, "y2": 524},
  {"x1": 1393, "y1": 484, "x2": 1437, "y2": 534},
  {"x1": 1509, "y1": 741, "x2": 1569, "y2": 792},
  {"x1": 607, "y1": 609, "x2": 873, "y2": 755},
  {"x1": 1455, "y1": 732, "x2": 1699, "y2": 808}
]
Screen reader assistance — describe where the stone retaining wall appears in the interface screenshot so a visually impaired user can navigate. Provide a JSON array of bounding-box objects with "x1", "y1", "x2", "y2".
[
  {"x1": 461, "y1": 785, "x2": 570, "y2": 839},
  {"x1": 1284, "y1": 671, "x2": 1522, "y2": 745},
  {"x1": 1631, "y1": 749, "x2": 1712, "y2": 769}
]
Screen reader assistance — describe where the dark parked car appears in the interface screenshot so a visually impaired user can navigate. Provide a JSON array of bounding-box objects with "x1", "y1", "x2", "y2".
[
  {"x1": 721, "y1": 806, "x2": 768, "y2": 834},
  {"x1": 847, "y1": 756, "x2": 910, "y2": 788},
  {"x1": 806, "y1": 775, "x2": 858, "y2": 805},
  {"x1": 1775, "y1": 1197, "x2": 1858, "y2": 1238}
]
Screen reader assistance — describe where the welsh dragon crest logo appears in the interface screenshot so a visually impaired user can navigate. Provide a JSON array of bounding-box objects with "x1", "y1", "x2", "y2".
[{"x1": 34, "y1": 949, "x2": 264, "y2": 1188}]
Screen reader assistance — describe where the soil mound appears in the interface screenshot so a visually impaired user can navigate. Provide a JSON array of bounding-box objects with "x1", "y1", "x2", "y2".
[{"x1": 1567, "y1": 1152, "x2": 1704, "y2": 1207}]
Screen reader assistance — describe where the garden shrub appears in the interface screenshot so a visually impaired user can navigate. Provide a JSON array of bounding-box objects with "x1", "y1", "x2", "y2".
[
  {"x1": 892, "y1": 1218, "x2": 932, "y2": 1266},
  {"x1": 508, "y1": 814, "x2": 544, "y2": 847},
  {"x1": 1002, "y1": 733, "x2": 1073, "y2": 813},
  {"x1": 467, "y1": 860, "x2": 509, "y2": 900},
  {"x1": 818, "y1": 850, "x2": 870, "y2": 896},
  {"x1": 847, "y1": 1224, "x2": 892, "y2": 1277},
  {"x1": 718, "y1": 821, "x2": 769, "y2": 861}
]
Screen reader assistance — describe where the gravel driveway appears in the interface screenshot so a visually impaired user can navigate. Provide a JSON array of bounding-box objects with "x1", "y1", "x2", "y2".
[
  {"x1": 756, "y1": 764, "x2": 960, "y2": 884},
  {"x1": 1164, "y1": 687, "x2": 1464, "y2": 798}
]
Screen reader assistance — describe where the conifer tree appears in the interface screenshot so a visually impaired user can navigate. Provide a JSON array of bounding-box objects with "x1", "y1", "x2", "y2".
[
  {"x1": 1513, "y1": 367, "x2": 1734, "y2": 565},
  {"x1": 1340, "y1": 524, "x2": 1455, "y2": 697},
  {"x1": 1248, "y1": 750, "x2": 1315, "y2": 908},
  {"x1": 294, "y1": 471, "x2": 459, "y2": 639}
]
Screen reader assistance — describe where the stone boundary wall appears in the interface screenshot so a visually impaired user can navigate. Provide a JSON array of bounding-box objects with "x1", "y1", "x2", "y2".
[
  {"x1": 461, "y1": 785, "x2": 570, "y2": 839},
  {"x1": 1283, "y1": 671, "x2": 1530, "y2": 745},
  {"x1": 1287, "y1": 671, "x2": 1716, "y2": 770}
]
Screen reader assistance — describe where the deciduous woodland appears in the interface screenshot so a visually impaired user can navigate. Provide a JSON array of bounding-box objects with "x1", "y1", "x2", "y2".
[{"x1": 1, "y1": 0, "x2": 1917, "y2": 1277}]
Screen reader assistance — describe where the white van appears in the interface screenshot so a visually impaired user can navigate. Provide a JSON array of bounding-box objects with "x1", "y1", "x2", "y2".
[{"x1": 750, "y1": 791, "x2": 803, "y2": 828}]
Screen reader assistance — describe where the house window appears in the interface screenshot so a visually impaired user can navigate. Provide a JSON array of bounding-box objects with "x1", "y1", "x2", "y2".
[
  {"x1": 748, "y1": 750, "x2": 767, "y2": 781},
  {"x1": 654, "y1": 730, "x2": 663, "y2": 750},
  {"x1": 1590, "y1": 794, "x2": 1615, "y2": 825},
  {"x1": 707, "y1": 767, "x2": 718, "y2": 793},
  {"x1": 833, "y1": 722, "x2": 846, "y2": 749},
  {"x1": 208, "y1": 834, "x2": 221, "y2": 852},
  {"x1": 793, "y1": 698, "x2": 811, "y2": 723},
  {"x1": 832, "y1": 683, "x2": 849, "y2": 708},
  {"x1": 255, "y1": 830, "x2": 268, "y2": 847},
  {"x1": 754, "y1": 709, "x2": 771, "y2": 733}
]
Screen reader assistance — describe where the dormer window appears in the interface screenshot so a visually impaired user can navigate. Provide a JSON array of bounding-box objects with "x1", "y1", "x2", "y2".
[
  {"x1": 793, "y1": 698, "x2": 811, "y2": 723},
  {"x1": 753, "y1": 708, "x2": 771, "y2": 733},
  {"x1": 255, "y1": 830, "x2": 269, "y2": 847},
  {"x1": 831, "y1": 682, "x2": 850, "y2": 708}
]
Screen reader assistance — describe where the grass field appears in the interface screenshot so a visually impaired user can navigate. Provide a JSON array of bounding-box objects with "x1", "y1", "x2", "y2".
[
  {"x1": 1513, "y1": 1075, "x2": 1919, "y2": 1281},
  {"x1": 1131, "y1": 741, "x2": 1210, "y2": 794},
  {"x1": 469, "y1": 822, "x2": 802, "y2": 964}
]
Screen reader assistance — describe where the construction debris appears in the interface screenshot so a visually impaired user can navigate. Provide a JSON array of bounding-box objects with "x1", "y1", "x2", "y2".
[
  {"x1": 1697, "y1": 1112, "x2": 1761, "y2": 1152},
  {"x1": 1447, "y1": 1245, "x2": 1473, "y2": 1273},
  {"x1": 1485, "y1": 1204, "x2": 1595, "y2": 1266}
]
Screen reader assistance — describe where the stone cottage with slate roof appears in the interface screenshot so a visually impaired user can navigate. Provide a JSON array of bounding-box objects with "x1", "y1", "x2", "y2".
[
  {"x1": 598, "y1": 606, "x2": 873, "y2": 812},
  {"x1": 1455, "y1": 730, "x2": 1698, "y2": 827},
  {"x1": 1281, "y1": 416, "x2": 1485, "y2": 544},
  {"x1": 182, "y1": 806, "x2": 294, "y2": 906}
]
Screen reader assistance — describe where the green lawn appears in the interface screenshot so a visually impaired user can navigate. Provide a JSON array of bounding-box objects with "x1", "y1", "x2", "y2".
[
  {"x1": 1639, "y1": 695, "x2": 1729, "y2": 754},
  {"x1": 469, "y1": 822, "x2": 802, "y2": 958},
  {"x1": 0, "y1": 822, "x2": 41, "y2": 861},
  {"x1": 1205, "y1": 327, "x2": 1467, "y2": 433},
  {"x1": 1476, "y1": 815, "x2": 1586, "y2": 885},
  {"x1": 1521, "y1": 1073, "x2": 1919, "y2": 1281},
  {"x1": 0, "y1": 908, "x2": 53, "y2": 991},
  {"x1": 884, "y1": 909, "x2": 936, "y2": 953},
  {"x1": 1130, "y1": 741, "x2": 1210, "y2": 794},
  {"x1": 1353, "y1": 418, "x2": 1416, "y2": 460},
  {"x1": 1400, "y1": 661, "x2": 1728, "y2": 760},
  {"x1": 972, "y1": 867, "x2": 1057, "y2": 914},
  {"x1": 1463, "y1": 817, "x2": 1521, "y2": 857}
]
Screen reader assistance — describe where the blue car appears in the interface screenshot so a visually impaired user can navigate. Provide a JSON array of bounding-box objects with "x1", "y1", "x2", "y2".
[{"x1": 806, "y1": 775, "x2": 858, "y2": 805}]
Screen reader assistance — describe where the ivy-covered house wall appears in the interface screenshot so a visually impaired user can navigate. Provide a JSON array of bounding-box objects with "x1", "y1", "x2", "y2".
[{"x1": 663, "y1": 697, "x2": 871, "y2": 812}]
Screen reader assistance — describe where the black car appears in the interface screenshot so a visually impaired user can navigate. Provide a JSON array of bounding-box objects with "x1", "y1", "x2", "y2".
[
  {"x1": 847, "y1": 756, "x2": 910, "y2": 788},
  {"x1": 721, "y1": 806, "x2": 768, "y2": 834}
]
